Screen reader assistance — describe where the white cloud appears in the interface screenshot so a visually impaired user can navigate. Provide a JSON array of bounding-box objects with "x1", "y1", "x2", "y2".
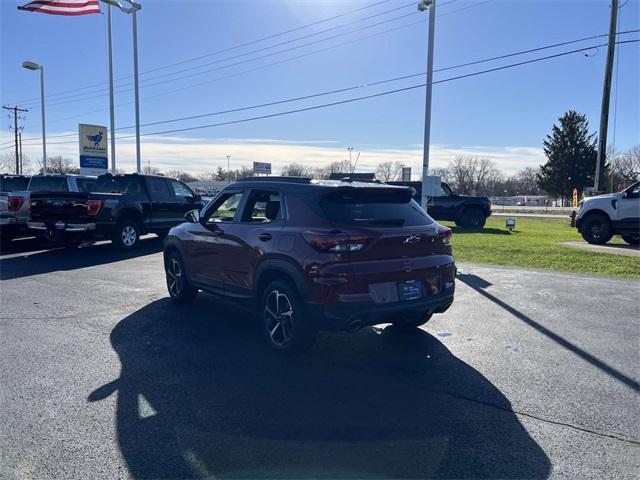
[{"x1": 1, "y1": 131, "x2": 545, "y2": 177}]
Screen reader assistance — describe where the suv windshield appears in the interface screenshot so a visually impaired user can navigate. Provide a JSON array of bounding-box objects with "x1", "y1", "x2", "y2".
[
  {"x1": 94, "y1": 176, "x2": 142, "y2": 195},
  {"x1": 28, "y1": 176, "x2": 68, "y2": 192},
  {"x1": 320, "y1": 189, "x2": 434, "y2": 227}
]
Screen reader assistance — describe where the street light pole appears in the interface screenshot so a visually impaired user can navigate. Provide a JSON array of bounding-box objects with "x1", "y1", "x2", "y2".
[
  {"x1": 22, "y1": 61, "x2": 46, "y2": 173},
  {"x1": 131, "y1": 5, "x2": 141, "y2": 173},
  {"x1": 348, "y1": 147, "x2": 353, "y2": 172},
  {"x1": 227, "y1": 155, "x2": 231, "y2": 183},
  {"x1": 418, "y1": 0, "x2": 436, "y2": 211},
  {"x1": 107, "y1": 3, "x2": 116, "y2": 172}
]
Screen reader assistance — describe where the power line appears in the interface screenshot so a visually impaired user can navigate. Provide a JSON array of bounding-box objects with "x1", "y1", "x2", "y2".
[
  {"x1": 12, "y1": 38, "x2": 636, "y2": 150},
  {"x1": 11, "y1": 0, "x2": 400, "y2": 105},
  {"x1": 21, "y1": 29, "x2": 639, "y2": 139}
]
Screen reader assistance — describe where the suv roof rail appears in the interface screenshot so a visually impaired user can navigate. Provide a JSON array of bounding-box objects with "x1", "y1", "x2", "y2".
[{"x1": 237, "y1": 176, "x2": 311, "y2": 184}]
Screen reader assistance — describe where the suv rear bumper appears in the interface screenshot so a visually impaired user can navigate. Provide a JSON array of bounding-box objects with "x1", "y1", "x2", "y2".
[
  {"x1": 308, "y1": 287, "x2": 454, "y2": 331},
  {"x1": 28, "y1": 221, "x2": 96, "y2": 233}
]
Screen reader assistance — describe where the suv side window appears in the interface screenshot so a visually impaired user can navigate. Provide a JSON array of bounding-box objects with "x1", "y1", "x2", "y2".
[
  {"x1": 241, "y1": 190, "x2": 282, "y2": 223},
  {"x1": 204, "y1": 191, "x2": 244, "y2": 223},
  {"x1": 76, "y1": 178, "x2": 96, "y2": 193},
  {"x1": 147, "y1": 177, "x2": 172, "y2": 200},
  {"x1": 169, "y1": 179, "x2": 193, "y2": 199}
]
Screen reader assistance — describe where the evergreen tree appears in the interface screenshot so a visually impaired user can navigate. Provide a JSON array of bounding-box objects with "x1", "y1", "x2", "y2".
[{"x1": 537, "y1": 111, "x2": 599, "y2": 200}]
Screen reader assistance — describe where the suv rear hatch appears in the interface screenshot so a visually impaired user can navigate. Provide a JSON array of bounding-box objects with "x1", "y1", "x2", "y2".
[{"x1": 310, "y1": 187, "x2": 455, "y2": 304}]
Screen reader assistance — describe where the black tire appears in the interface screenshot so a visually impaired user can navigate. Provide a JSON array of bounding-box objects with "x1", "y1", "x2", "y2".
[
  {"x1": 63, "y1": 234, "x2": 84, "y2": 249},
  {"x1": 112, "y1": 219, "x2": 140, "y2": 250},
  {"x1": 456, "y1": 208, "x2": 486, "y2": 230},
  {"x1": 165, "y1": 251, "x2": 198, "y2": 303},
  {"x1": 621, "y1": 234, "x2": 639, "y2": 246},
  {"x1": 580, "y1": 213, "x2": 613, "y2": 245},
  {"x1": 392, "y1": 313, "x2": 433, "y2": 333},
  {"x1": 260, "y1": 280, "x2": 316, "y2": 355}
]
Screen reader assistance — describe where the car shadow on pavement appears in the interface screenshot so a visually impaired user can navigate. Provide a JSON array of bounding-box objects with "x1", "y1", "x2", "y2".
[
  {"x1": 457, "y1": 273, "x2": 639, "y2": 393},
  {"x1": 0, "y1": 237, "x2": 162, "y2": 281},
  {"x1": 89, "y1": 297, "x2": 551, "y2": 479}
]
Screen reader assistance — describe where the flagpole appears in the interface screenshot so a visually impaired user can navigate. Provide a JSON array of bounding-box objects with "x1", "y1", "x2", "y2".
[
  {"x1": 132, "y1": 6, "x2": 141, "y2": 174},
  {"x1": 107, "y1": 4, "x2": 116, "y2": 173}
]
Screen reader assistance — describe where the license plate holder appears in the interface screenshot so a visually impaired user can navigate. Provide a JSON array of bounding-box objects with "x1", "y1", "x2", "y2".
[{"x1": 397, "y1": 280, "x2": 424, "y2": 301}]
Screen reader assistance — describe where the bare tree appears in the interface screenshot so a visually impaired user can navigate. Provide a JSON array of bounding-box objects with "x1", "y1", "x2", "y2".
[
  {"x1": 37, "y1": 156, "x2": 79, "y2": 174},
  {"x1": 280, "y1": 162, "x2": 312, "y2": 177},
  {"x1": 165, "y1": 170, "x2": 197, "y2": 183},
  {"x1": 611, "y1": 145, "x2": 640, "y2": 188},
  {"x1": 142, "y1": 164, "x2": 162, "y2": 175},
  {"x1": 449, "y1": 156, "x2": 502, "y2": 195},
  {"x1": 375, "y1": 161, "x2": 405, "y2": 182}
]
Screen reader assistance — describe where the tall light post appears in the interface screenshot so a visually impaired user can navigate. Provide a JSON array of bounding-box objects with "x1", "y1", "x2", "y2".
[
  {"x1": 227, "y1": 155, "x2": 231, "y2": 183},
  {"x1": 418, "y1": 0, "x2": 436, "y2": 211},
  {"x1": 347, "y1": 147, "x2": 353, "y2": 172},
  {"x1": 22, "y1": 60, "x2": 46, "y2": 173},
  {"x1": 101, "y1": 0, "x2": 142, "y2": 173}
]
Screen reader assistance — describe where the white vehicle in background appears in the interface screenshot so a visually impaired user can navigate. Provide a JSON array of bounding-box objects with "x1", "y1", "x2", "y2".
[
  {"x1": 576, "y1": 181, "x2": 640, "y2": 246},
  {"x1": 0, "y1": 175, "x2": 31, "y2": 245},
  {"x1": 2, "y1": 174, "x2": 96, "y2": 245}
]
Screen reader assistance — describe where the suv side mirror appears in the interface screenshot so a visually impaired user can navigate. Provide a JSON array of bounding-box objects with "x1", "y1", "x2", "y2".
[{"x1": 184, "y1": 209, "x2": 200, "y2": 223}]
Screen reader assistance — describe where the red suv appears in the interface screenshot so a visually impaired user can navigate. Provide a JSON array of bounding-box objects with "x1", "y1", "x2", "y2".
[{"x1": 163, "y1": 177, "x2": 455, "y2": 353}]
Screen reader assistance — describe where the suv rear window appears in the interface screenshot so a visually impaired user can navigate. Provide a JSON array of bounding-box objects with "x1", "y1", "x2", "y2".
[
  {"x1": 28, "y1": 176, "x2": 68, "y2": 192},
  {"x1": 0, "y1": 177, "x2": 29, "y2": 192},
  {"x1": 94, "y1": 176, "x2": 143, "y2": 195},
  {"x1": 320, "y1": 189, "x2": 433, "y2": 227}
]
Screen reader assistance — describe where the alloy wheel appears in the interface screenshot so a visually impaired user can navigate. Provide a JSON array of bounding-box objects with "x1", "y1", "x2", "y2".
[
  {"x1": 121, "y1": 225, "x2": 137, "y2": 247},
  {"x1": 263, "y1": 289, "x2": 294, "y2": 347},
  {"x1": 167, "y1": 258, "x2": 182, "y2": 297}
]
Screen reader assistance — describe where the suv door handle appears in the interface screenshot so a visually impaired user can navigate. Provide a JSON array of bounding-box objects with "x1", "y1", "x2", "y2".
[{"x1": 259, "y1": 232, "x2": 272, "y2": 242}]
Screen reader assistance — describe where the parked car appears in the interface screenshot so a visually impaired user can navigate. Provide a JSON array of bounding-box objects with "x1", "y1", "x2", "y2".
[
  {"x1": 0, "y1": 175, "x2": 30, "y2": 244},
  {"x1": 388, "y1": 181, "x2": 491, "y2": 229},
  {"x1": 3, "y1": 174, "x2": 97, "y2": 244},
  {"x1": 28, "y1": 173, "x2": 203, "y2": 249},
  {"x1": 163, "y1": 177, "x2": 456, "y2": 354},
  {"x1": 576, "y1": 181, "x2": 640, "y2": 245}
]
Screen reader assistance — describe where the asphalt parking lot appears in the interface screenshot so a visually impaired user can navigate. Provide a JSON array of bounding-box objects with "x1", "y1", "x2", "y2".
[{"x1": 1, "y1": 236, "x2": 639, "y2": 479}]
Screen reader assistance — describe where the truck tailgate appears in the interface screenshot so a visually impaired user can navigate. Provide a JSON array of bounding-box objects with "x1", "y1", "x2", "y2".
[{"x1": 30, "y1": 192, "x2": 90, "y2": 221}]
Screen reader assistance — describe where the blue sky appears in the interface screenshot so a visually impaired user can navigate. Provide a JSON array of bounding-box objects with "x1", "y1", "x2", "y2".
[{"x1": 1, "y1": 0, "x2": 639, "y2": 175}]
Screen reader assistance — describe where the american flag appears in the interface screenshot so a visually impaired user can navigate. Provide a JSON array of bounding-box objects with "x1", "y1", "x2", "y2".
[{"x1": 17, "y1": 0, "x2": 101, "y2": 16}]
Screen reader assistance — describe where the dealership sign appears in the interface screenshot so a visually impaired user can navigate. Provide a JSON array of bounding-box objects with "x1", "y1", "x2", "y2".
[
  {"x1": 79, "y1": 124, "x2": 108, "y2": 176},
  {"x1": 253, "y1": 161, "x2": 271, "y2": 175}
]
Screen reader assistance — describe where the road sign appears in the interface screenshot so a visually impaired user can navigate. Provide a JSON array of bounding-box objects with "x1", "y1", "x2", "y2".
[
  {"x1": 401, "y1": 167, "x2": 411, "y2": 181},
  {"x1": 253, "y1": 161, "x2": 271, "y2": 175},
  {"x1": 79, "y1": 124, "x2": 108, "y2": 176},
  {"x1": 572, "y1": 187, "x2": 578, "y2": 208}
]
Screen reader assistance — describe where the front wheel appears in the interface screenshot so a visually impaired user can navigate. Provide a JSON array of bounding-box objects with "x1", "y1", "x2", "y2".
[
  {"x1": 580, "y1": 214, "x2": 612, "y2": 245},
  {"x1": 112, "y1": 220, "x2": 140, "y2": 250},
  {"x1": 260, "y1": 280, "x2": 316, "y2": 355},
  {"x1": 621, "y1": 234, "x2": 639, "y2": 246},
  {"x1": 165, "y1": 252, "x2": 198, "y2": 303},
  {"x1": 456, "y1": 208, "x2": 486, "y2": 230}
]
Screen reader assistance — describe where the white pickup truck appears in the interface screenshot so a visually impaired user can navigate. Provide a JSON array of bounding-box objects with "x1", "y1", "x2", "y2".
[
  {"x1": 0, "y1": 174, "x2": 96, "y2": 245},
  {"x1": 575, "y1": 181, "x2": 640, "y2": 245}
]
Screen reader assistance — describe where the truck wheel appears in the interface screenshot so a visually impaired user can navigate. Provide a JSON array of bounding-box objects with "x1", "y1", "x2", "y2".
[
  {"x1": 457, "y1": 208, "x2": 486, "y2": 230},
  {"x1": 112, "y1": 220, "x2": 140, "y2": 250},
  {"x1": 580, "y1": 214, "x2": 612, "y2": 245},
  {"x1": 165, "y1": 251, "x2": 198, "y2": 303},
  {"x1": 260, "y1": 280, "x2": 316, "y2": 355},
  {"x1": 621, "y1": 234, "x2": 639, "y2": 246}
]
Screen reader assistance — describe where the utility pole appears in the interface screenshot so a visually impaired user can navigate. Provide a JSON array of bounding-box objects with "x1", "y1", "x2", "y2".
[
  {"x1": 347, "y1": 147, "x2": 353, "y2": 172},
  {"x1": 595, "y1": 0, "x2": 619, "y2": 192},
  {"x1": 227, "y1": 155, "x2": 231, "y2": 183},
  {"x1": 18, "y1": 132, "x2": 23, "y2": 175},
  {"x1": 3, "y1": 105, "x2": 28, "y2": 174}
]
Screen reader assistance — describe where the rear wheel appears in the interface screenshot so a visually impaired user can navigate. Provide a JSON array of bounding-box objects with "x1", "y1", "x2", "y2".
[
  {"x1": 165, "y1": 252, "x2": 198, "y2": 303},
  {"x1": 112, "y1": 220, "x2": 140, "y2": 250},
  {"x1": 260, "y1": 280, "x2": 316, "y2": 355},
  {"x1": 392, "y1": 313, "x2": 432, "y2": 333},
  {"x1": 456, "y1": 208, "x2": 486, "y2": 230},
  {"x1": 621, "y1": 234, "x2": 639, "y2": 246},
  {"x1": 580, "y1": 214, "x2": 612, "y2": 245}
]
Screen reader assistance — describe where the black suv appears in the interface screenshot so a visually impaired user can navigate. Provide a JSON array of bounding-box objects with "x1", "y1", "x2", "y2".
[{"x1": 164, "y1": 177, "x2": 456, "y2": 354}]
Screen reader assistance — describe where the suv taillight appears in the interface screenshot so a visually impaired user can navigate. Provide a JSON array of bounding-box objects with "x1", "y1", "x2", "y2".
[
  {"x1": 87, "y1": 199, "x2": 103, "y2": 216},
  {"x1": 7, "y1": 196, "x2": 23, "y2": 212},
  {"x1": 439, "y1": 227, "x2": 452, "y2": 245},
  {"x1": 302, "y1": 231, "x2": 370, "y2": 253}
]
